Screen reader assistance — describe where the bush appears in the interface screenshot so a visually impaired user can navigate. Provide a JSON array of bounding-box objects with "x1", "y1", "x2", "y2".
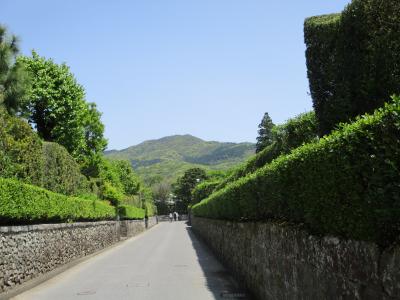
[
  {"x1": 118, "y1": 204, "x2": 145, "y2": 220},
  {"x1": 140, "y1": 187, "x2": 156, "y2": 217},
  {"x1": 42, "y1": 142, "x2": 89, "y2": 196},
  {"x1": 101, "y1": 181, "x2": 124, "y2": 206},
  {"x1": 305, "y1": 0, "x2": 400, "y2": 135},
  {"x1": 0, "y1": 178, "x2": 116, "y2": 225},
  {"x1": 191, "y1": 180, "x2": 221, "y2": 205},
  {"x1": 0, "y1": 109, "x2": 44, "y2": 185},
  {"x1": 214, "y1": 112, "x2": 318, "y2": 192},
  {"x1": 193, "y1": 97, "x2": 400, "y2": 245}
]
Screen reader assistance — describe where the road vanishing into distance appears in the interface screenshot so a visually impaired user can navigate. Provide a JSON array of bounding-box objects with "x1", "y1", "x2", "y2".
[{"x1": 13, "y1": 222, "x2": 249, "y2": 300}]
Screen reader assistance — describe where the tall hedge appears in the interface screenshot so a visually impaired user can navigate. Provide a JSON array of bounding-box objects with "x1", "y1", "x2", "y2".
[
  {"x1": 215, "y1": 112, "x2": 318, "y2": 191},
  {"x1": 305, "y1": 0, "x2": 400, "y2": 135},
  {"x1": 0, "y1": 109, "x2": 44, "y2": 185},
  {"x1": 193, "y1": 97, "x2": 400, "y2": 245},
  {"x1": 42, "y1": 142, "x2": 88, "y2": 196},
  {"x1": 0, "y1": 178, "x2": 116, "y2": 225},
  {"x1": 191, "y1": 180, "x2": 221, "y2": 205}
]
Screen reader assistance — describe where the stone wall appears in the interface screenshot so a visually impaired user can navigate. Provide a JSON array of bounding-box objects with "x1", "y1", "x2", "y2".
[
  {"x1": 191, "y1": 216, "x2": 400, "y2": 300},
  {"x1": 0, "y1": 218, "x2": 158, "y2": 295},
  {"x1": 146, "y1": 216, "x2": 158, "y2": 228},
  {"x1": 120, "y1": 220, "x2": 145, "y2": 238}
]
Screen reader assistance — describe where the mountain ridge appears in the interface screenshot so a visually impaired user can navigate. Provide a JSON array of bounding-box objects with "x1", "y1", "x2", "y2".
[{"x1": 105, "y1": 134, "x2": 255, "y2": 183}]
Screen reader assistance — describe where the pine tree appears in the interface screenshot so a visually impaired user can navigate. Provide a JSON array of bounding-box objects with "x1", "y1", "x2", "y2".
[
  {"x1": 256, "y1": 112, "x2": 274, "y2": 153},
  {"x1": 0, "y1": 26, "x2": 29, "y2": 115}
]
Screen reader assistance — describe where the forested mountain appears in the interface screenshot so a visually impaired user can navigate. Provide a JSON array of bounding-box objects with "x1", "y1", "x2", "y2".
[{"x1": 105, "y1": 135, "x2": 255, "y2": 183}]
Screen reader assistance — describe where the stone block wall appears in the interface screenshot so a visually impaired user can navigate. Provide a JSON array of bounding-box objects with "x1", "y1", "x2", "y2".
[
  {"x1": 120, "y1": 220, "x2": 145, "y2": 238},
  {"x1": 0, "y1": 218, "x2": 159, "y2": 295},
  {"x1": 191, "y1": 216, "x2": 400, "y2": 300},
  {"x1": 146, "y1": 216, "x2": 158, "y2": 228},
  {"x1": 0, "y1": 221, "x2": 119, "y2": 294}
]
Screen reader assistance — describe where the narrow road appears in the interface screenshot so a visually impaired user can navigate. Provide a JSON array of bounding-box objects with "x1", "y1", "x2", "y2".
[{"x1": 13, "y1": 222, "x2": 248, "y2": 300}]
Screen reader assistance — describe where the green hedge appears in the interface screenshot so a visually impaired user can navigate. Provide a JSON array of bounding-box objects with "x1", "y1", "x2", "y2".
[
  {"x1": 193, "y1": 97, "x2": 400, "y2": 245},
  {"x1": 304, "y1": 14, "x2": 341, "y2": 136},
  {"x1": 215, "y1": 112, "x2": 318, "y2": 191},
  {"x1": 305, "y1": 0, "x2": 400, "y2": 135},
  {"x1": 118, "y1": 204, "x2": 145, "y2": 220},
  {"x1": 42, "y1": 142, "x2": 88, "y2": 196},
  {"x1": 0, "y1": 178, "x2": 116, "y2": 225},
  {"x1": 0, "y1": 109, "x2": 44, "y2": 186},
  {"x1": 191, "y1": 180, "x2": 221, "y2": 205}
]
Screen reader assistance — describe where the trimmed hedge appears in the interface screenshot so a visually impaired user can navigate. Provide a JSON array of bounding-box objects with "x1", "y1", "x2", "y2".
[
  {"x1": 215, "y1": 112, "x2": 318, "y2": 191},
  {"x1": 42, "y1": 142, "x2": 88, "y2": 196},
  {"x1": 0, "y1": 109, "x2": 44, "y2": 186},
  {"x1": 118, "y1": 204, "x2": 145, "y2": 220},
  {"x1": 193, "y1": 97, "x2": 400, "y2": 245},
  {"x1": 191, "y1": 180, "x2": 221, "y2": 205},
  {"x1": 304, "y1": 14, "x2": 341, "y2": 136},
  {"x1": 305, "y1": 0, "x2": 400, "y2": 135},
  {"x1": 0, "y1": 178, "x2": 116, "y2": 225}
]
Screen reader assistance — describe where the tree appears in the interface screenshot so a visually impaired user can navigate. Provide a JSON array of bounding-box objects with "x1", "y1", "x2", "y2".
[
  {"x1": 18, "y1": 51, "x2": 107, "y2": 168},
  {"x1": 256, "y1": 112, "x2": 274, "y2": 153},
  {"x1": 0, "y1": 26, "x2": 30, "y2": 115},
  {"x1": 80, "y1": 103, "x2": 108, "y2": 177},
  {"x1": 172, "y1": 168, "x2": 207, "y2": 212}
]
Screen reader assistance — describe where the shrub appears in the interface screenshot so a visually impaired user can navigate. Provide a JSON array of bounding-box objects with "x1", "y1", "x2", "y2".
[
  {"x1": 101, "y1": 181, "x2": 124, "y2": 206},
  {"x1": 191, "y1": 180, "x2": 221, "y2": 205},
  {"x1": 305, "y1": 0, "x2": 400, "y2": 135},
  {"x1": 0, "y1": 178, "x2": 116, "y2": 225},
  {"x1": 42, "y1": 142, "x2": 89, "y2": 196},
  {"x1": 0, "y1": 109, "x2": 44, "y2": 185},
  {"x1": 192, "y1": 97, "x2": 400, "y2": 245},
  {"x1": 140, "y1": 187, "x2": 156, "y2": 217},
  {"x1": 214, "y1": 112, "x2": 318, "y2": 192},
  {"x1": 118, "y1": 204, "x2": 145, "y2": 220}
]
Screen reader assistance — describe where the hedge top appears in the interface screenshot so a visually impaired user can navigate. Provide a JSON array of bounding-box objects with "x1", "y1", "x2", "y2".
[{"x1": 193, "y1": 97, "x2": 400, "y2": 246}]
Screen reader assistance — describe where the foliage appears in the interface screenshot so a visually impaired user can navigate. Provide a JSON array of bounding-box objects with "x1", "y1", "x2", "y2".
[
  {"x1": 112, "y1": 160, "x2": 141, "y2": 195},
  {"x1": 100, "y1": 180, "x2": 124, "y2": 206},
  {"x1": 191, "y1": 180, "x2": 220, "y2": 205},
  {"x1": 96, "y1": 158, "x2": 155, "y2": 213},
  {"x1": 140, "y1": 187, "x2": 156, "y2": 217},
  {"x1": 214, "y1": 112, "x2": 318, "y2": 192},
  {"x1": 118, "y1": 204, "x2": 145, "y2": 220},
  {"x1": 0, "y1": 25, "x2": 30, "y2": 115},
  {"x1": 0, "y1": 178, "x2": 116, "y2": 225},
  {"x1": 193, "y1": 97, "x2": 400, "y2": 246},
  {"x1": 305, "y1": 0, "x2": 400, "y2": 135},
  {"x1": 105, "y1": 134, "x2": 255, "y2": 183},
  {"x1": 42, "y1": 142, "x2": 88, "y2": 196},
  {"x1": 173, "y1": 167, "x2": 207, "y2": 210},
  {"x1": 17, "y1": 52, "x2": 107, "y2": 168},
  {"x1": 0, "y1": 108, "x2": 43, "y2": 185},
  {"x1": 275, "y1": 111, "x2": 318, "y2": 151},
  {"x1": 18, "y1": 51, "x2": 87, "y2": 156},
  {"x1": 152, "y1": 180, "x2": 171, "y2": 202},
  {"x1": 256, "y1": 112, "x2": 274, "y2": 153},
  {"x1": 152, "y1": 180, "x2": 171, "y2": 214},
  {"x1": 80, "y1": 103, "x2": 108, "y2": 177}
]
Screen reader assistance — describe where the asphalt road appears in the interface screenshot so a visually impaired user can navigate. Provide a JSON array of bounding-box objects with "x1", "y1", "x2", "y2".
[{"x1": 13, "y1": 221, "x2": 249, "y2": 300}]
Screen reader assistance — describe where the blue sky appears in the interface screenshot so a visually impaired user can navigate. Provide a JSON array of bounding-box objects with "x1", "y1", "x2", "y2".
[{"x1": 1, "y1": 0, "x2": 351, "y2": 150}]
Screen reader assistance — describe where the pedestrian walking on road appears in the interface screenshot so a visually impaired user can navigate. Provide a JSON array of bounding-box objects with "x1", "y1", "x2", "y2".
[
  {"x1": 176, "y1": 212, "x2": 179, "y2": 221},
  {"x1": 173, "y1": 212, "x2": 177, "y2": 221},
  {"x1": 169, "y1": 212, "x2": 173, "y2": 222}
]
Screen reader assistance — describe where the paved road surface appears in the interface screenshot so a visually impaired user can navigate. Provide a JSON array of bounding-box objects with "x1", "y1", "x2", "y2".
[{"x1": 13, "y1": 222, "x2": 249, "y2": 300}]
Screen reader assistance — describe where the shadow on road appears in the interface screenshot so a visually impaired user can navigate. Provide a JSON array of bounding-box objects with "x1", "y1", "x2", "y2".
[{"x1": 184, "y1": 224, "x2": 252, "y2": 300}]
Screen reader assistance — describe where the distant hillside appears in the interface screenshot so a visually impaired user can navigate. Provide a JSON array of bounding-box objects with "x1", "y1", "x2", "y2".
[{"x1": 105, "y1": 135, "x2": 255, "y2": 183}]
